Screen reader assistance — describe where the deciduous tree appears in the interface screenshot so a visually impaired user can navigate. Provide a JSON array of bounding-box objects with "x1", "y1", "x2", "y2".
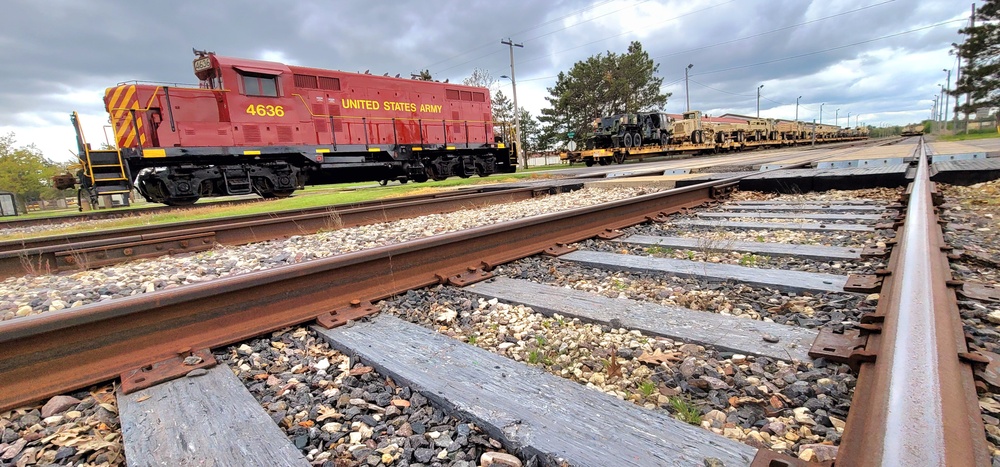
[{"x1": 0, "y1": 132, "x2": 63, "y2": 211}]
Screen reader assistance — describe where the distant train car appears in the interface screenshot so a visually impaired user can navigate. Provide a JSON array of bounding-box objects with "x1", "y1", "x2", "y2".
[
  {"x1": 901, "y1": 124, "x2": 924, "y2": 137},
  {"x1": 70, "y1": 51, "x2": 515, "y2": 206}
]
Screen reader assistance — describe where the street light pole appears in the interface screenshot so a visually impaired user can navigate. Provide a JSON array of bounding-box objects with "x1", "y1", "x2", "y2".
[
  {"x1": 847, "y1": 112, "x2": 851, "y2": 128},
  {"x1": 756, "y1": 84, "x2": 764, "y2": 118},
  {"x1": 685, "y1": 64, "x2": 693, "y2": 112},
  {"x1": 500, "y1": 38, "x2": 524, "y2": 166},
  {"x1": 835, "y1": 109, "x2": 840, "y2": 127},
  {"x1": 943, "y1": 68, "x2": 951, "y2": 129},
  {"x1": 795, "y1": 96, "x2": 802, "y2": 122},
  {"x1": 820, "y1": 103, "x2": 825, "y2": 124}
]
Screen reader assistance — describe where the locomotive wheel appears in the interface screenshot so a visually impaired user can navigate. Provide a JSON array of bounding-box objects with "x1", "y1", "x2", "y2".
[
  {"x1": 428, "y1": 166, "x2": 448, "y2": 181},
  {"x1": 623, "y1": 133, "x2": 633, "y2": 148},
  {"x1": 597, "y1": 158, "x2": 610, "y2": 166},
  {"x1": 585, "y1": 159, "x2": 595, "y2": 167},
  {"x1": 164, "y1": 197, "x2": 199, "y2": 206},
  {"x1": 633, "y1": 133, "x2": 641, "y2": 148},
  {"x1": 399, "y1": 178, "x2": 409, "y2": 184},
  {"x1": 379, "y1": 180, "x2": 389, "y2": 186},
  {"x1": 412, "y1": 172, "x2": 429, "y2": 183}
]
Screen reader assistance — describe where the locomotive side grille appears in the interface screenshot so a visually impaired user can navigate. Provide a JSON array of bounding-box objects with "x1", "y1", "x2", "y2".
[
  {"x1": 294, "y1": 74, "x2": 318, "y2": 89},
  {"x1": 184, "y1": 129, "x2": 196, "y2": 136},
  {"x1": 329, "y1": 105, "x2": 342, "y2": 132},
  {"x1": 452, "y1": 111, "x2": 461, "y2": 133},
  {"x1": 473, "y1": 92, "x2": 485, "y2": 102},
  {"x1": 314, "y1": 119, "x2": 328, "y2": 133},
  {"x1": 277, "y1": 126, "x2": 294, "y2": 143},
  {"x1": 446, "y1": 89, "x2": 460, "y2": 100},
  {"x1": 244, "y1": 125, "x2": 262, "y2": 143},
  {"x1": 319, "y1": 77, "x2": 341, "y2": 91}
]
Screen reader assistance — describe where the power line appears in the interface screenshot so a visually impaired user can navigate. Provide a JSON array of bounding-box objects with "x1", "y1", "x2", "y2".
[
  {"x1": 421, "y1": 0, "x2": 617, "y2": 71},
  {"x1": 434, "y1": 0, "x2": 655, "y2": 74},
  {"x1": 652, "y1": 0, "x2": 895, "y2": 61},
  {"x1": 689, "y1": 19, "x2": 965, "y2": 78},
  {"x1": 516, "y1": 0, "x2": 735, "y2": 66},
  {"x1": 689, "y1": 79, "x2": 754, "y2": 98}
]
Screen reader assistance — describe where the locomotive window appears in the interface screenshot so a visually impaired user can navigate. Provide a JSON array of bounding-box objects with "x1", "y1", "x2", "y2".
[
  {"x1": 472, "y1": 92, "x2": 485, "y2": 102},
  {"x1": 445, "y1": 89, "x2": 461, "y2": 100},
  {"x1": 460, "y1": 91, "x2": 472, "y2": 101},
  {"x1": 241, "y1": 73, "x2": 279, "y2": 97}
]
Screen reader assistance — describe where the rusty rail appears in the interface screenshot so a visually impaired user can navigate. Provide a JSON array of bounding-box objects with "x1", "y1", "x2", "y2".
[
  {"x1": 0, "y1": 184, "x2": 576, "y2": 278},
  {"x1": 0, "y1": 177, "x2": 742, "y2": 411},
  {"x1": 762, "y1": 139, "x2": 992, "y2": 466},
  {"x1": 833, "y1": 139, "x2": 990, "y2": 465}
]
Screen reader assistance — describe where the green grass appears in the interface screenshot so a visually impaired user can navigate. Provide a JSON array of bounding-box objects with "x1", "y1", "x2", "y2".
[
  {"x1": 638, "y1": 380, "x2": 656, "y2": 398},
  {"x1": 937, "y1": 130, "x2": 1000, "y2": 142},
  {"x1": 644, "y1": 245, "x2": 675, "y2": 256},
  {"x1": 0, "y1": 172, "x2": 548, "y2": 241},
  {"x1": 668, "y1": 397, "x2": 702, "y2": 425}
]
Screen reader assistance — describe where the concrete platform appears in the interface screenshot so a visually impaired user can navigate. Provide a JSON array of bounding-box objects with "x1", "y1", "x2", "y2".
[
  {"x1": 930, "y1": 158, "x2": 1000, "y2": 185},
  {"x1": 929, "y1": 141, "x2": 990, "y2": 161},
  {"x1": 674, "y1": 165, "x2": 910, "y2": 192}
]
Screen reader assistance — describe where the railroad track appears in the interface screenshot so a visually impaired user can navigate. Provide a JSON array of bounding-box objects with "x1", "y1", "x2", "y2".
[
  {"x1": 0, "y1": 139, "x2": 995, "y2": 465},
  {"x1": 0, "y1": 137, "x2": 900, "y2": 281},
  {"x1": 0, "y1": 183, "x2": 581, "y2": 280}
]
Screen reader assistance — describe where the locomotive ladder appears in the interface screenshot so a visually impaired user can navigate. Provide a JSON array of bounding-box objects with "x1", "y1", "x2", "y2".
[{"x1": 70, "y1": 112, "x2": 132, "y2": 206}]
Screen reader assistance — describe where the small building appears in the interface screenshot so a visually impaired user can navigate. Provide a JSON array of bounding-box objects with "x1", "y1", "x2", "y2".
[{"x1": 0, "y1": 192, "x2": 18, "y2": 216}]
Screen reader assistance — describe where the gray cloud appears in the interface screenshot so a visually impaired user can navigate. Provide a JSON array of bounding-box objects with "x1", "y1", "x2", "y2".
[{"x1": 0, "y1": 0, "x2": 968, "y2": 158}]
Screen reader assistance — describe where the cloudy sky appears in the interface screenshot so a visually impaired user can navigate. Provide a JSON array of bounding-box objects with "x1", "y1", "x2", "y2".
[{"x1": 1, "y1": 0, "x2": 968, "y2": 162}]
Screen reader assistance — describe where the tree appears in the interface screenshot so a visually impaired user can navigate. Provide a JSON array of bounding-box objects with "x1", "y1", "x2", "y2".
[
  {"x1": 463, "y1": 67, "x2": 496, "y2": 89},
  {"x1": 492, "y1": 89, "x2": 516, "y2": 144},
  {"x1": 539, "y1": 41, "x2": 670, "y2": 149},
  {"x1": 951, "y1": 0, "x2": 999, "y2": 115},
  {"x1": 0, "y1": 132, "x2": 63, "y2": 212},
  {"x1": 519, "y1": 108, "x2": 545, "y2": 153}
]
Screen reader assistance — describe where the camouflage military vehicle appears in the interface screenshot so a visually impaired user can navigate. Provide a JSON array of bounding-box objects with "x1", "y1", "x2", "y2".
[
  {"x1": 592, "y1": 112, "x2": 674, "y2": 149},
  {"x1": 670, "y1": 111, "x2": 714, "y2": 145}
]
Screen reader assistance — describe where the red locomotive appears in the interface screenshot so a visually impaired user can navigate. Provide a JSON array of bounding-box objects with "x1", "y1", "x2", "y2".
[{"x1": 69, "y1": 50, "x2": 516, "y2": 206}]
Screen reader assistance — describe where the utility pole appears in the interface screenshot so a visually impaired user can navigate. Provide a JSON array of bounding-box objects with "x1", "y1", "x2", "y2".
[
  {"x1": 939, "y1": 85, "x2": 946, "y2": 123},
  {"x1": 835, "y1": 109, "x2": 840, "y2": 127},
  {"x1": 795, "y1": 96, "x2": 802, "y2": 122},
  {"x1": 847, "y1": 112, "x2": 851, "y2": 128},
  {"x1": 943, "y1": 68, "x2": 952, "y2": 129},
  {"x1": 820, "y1": 103, "x2": 825, "y2": 124},
  {"x1": 685, "y1": 64, "x2": 693, "y2": 112},
  {"x1": 501, "y1": 38, "x2": 524, "y2": 166},
  {"x1": 932, "y1": 95, "x2": 939, "y2": 125},
  {"x1": 756, "y1": 84, "x2": 764, "y2": 118},
  {"x1": 965, "y1": 3, "x2": 975, "y2": 134}
]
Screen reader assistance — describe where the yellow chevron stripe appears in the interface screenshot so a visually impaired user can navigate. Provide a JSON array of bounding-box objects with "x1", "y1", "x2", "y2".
[
  {"x1": 108, "y1": 86, "x2": 126, "y2": 111},
  {"x1": 123, "y1": 132, "x2": 135, "y2": 148},
  {"x1": 114, "y1": 111, "x2": 131, "y2": 141}
]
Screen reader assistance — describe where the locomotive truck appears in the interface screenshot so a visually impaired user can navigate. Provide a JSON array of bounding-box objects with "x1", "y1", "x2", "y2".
[{"x1": 65, "y1": 50, "x2": 516, "y2": 206}]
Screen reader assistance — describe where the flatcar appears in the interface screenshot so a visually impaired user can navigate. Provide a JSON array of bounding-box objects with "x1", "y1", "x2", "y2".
[{"x1": 69, "y1": 50, "x2": 516, "y2": 206}]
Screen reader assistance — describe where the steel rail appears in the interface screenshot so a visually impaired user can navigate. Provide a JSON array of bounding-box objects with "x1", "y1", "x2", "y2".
[
  {"x1": 835, "y1": 139, "x2": 989, "y2": 465},
  {"x1": 0, "y1": 180, "x2": 745, "y2": 411},
  {"x1": 0, "y1": 185, "x2": 572, "y2": 278}
]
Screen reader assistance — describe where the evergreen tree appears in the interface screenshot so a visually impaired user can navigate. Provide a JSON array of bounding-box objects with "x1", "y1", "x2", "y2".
[
  {"x1": 951, "y1": 0, "x2": 999, "y2": 115},
  {"x1": 539, "y1": 41, "x2": 669, "y2": 149}
]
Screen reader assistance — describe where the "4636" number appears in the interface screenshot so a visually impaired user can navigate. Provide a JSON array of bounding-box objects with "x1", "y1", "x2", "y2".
[{"x1": 246, "y1": 104, "x2": 285, "y2": 117}]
